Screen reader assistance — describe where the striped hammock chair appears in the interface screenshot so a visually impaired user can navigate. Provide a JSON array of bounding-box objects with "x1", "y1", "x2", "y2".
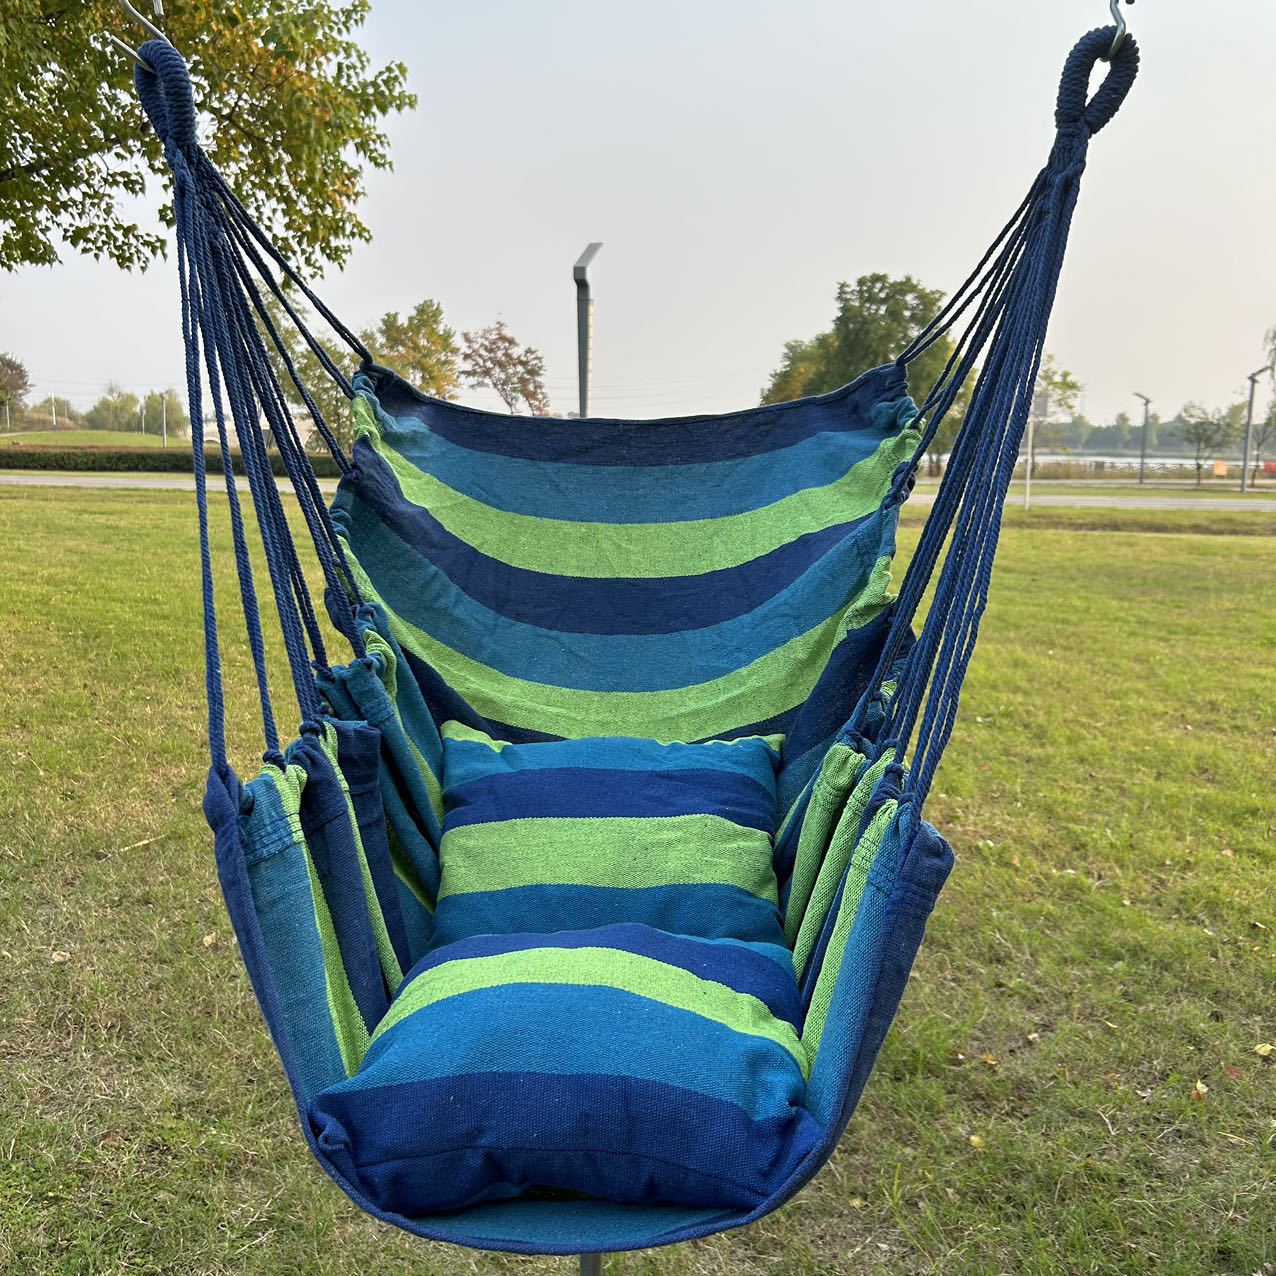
[{"x1": 130, "y1": 24, "x2": 1137, "y2": 1260}]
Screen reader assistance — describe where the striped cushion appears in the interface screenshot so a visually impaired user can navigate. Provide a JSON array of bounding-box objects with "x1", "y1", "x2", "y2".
[
  {"x1": 306, "y1": 729, "x2": 819, "y2": 1213},
  {"x1": 429, "y1": 724, "x2": 788, "y2": 951},
  {"x1": 309, "y1": 923, "x2": 820, "y2": 1213}
]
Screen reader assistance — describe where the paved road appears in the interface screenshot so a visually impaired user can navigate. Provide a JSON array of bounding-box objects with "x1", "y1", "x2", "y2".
[
  {"x1": 0, "y1": 472, "x2": 340, "y2": 495},
  {"x1": 1, "y1": 471, "x2": 1273, "y2": 513}
]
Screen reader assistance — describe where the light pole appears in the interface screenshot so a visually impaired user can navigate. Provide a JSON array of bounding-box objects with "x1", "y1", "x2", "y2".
[
  {"x1": 574, "y1": 243, "x2": 603, "y2": 419},
  {"x1": 1134, "y1": 392, "x2": 1151, "y2": 484},
  {"x1": 1240, "y1": 365, "x2": 1271, "y2": 494}
]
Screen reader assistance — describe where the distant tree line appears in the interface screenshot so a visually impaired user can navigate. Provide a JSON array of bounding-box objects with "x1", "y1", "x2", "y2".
[{"x1": 762, "y1": 274, "x2": 1276, "y2": 485}]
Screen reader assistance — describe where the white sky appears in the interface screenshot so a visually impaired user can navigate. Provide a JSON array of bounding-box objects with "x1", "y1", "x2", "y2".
[{"x1": 2, "y1": 0, "x2": 1274, "y2": 423}]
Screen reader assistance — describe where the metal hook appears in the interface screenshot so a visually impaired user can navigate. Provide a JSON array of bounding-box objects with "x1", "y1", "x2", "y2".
[
  {"x1": 106, "y1": 1, "x2": 170, "y2": 73},
  {"x1": 1107, "y1": 0, "x2": 1134, "y2": 59}
]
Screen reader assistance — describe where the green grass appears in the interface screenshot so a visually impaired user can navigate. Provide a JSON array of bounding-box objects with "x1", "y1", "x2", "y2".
[
  {"x1": 0, "y1": 429, "x2": 175, "y2": 448},
  {"x1": 0, "y1": 489, "x2": 1273, "y2": 1275}
]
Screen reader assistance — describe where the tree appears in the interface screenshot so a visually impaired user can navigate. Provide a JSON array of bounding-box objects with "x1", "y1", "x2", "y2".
[
  {"x1": 260, "y1": 294, "x2": 460, "y2": 451},
  {"x1": 85, "y1": 382, "x2": 141, "y2": 433},
  {"x1": 1248, "y1": 399, "x2": 1276, "y2": 484},
  {"x1": 461, "y1": 322, "x2": 550, "y2": 416},
  {"x1": 1173, "y1": 403, "x2": 1242, "y2": 486},
  {"x1": 0, "y1": 353, "x2": 30, "y2": 416},
  {"x1": 0, "y1": 2, "x2": 414, "y2": 272},
  {"x1": 141, "y1": 389, "x2": 190, "y2": 439},
  {"x1": 760, "y1": 274, "x2": 968, "y2": 476},
  {"x1": 1028, "y1": 354, "x2": 1083, "y2": 465},
  {"x1": 364, "y1": 302, "x2": 460, "y2": 401}
]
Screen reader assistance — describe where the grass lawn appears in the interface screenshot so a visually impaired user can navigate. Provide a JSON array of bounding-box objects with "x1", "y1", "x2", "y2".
[
  {"x1": 0, "y1": 429, "x2": 176, "y2": 449},
  {"x1": 0, "y1": 488, "x2": 1273, "y2": 1275}
]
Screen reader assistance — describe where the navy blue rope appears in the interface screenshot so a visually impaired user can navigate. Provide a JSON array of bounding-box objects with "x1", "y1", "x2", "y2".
[
  {"x1": 846, "y1": 27, "x2": 1138, "y2": 817},
  {"x1": 134, "y1": 39, "x2": 381, "y2": 764}
]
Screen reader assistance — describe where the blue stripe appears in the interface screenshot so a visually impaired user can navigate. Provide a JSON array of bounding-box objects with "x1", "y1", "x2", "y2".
[
  {"x1": 358, "y1": 361, "x2": 909, "y2": 465},
  {"x1": 312, "y1": 1065, "x2": 822, "y2": 1215},
  {"x1": 329, "y1": 717, "x2": 412, "y2": 977},
  {"x1": 238, "y1": 772, "x2": 348, "y2": 1099},
  {"x1": 429, "y1": 882, "x2": 786, "y2": 951},
  {"x1": 444, "y1": 766, "x2": 777, "y2": 834},
  {"x1": 441, "y1": 733, "x2": 780, "y2": 788},
  {"x1": 337, "y1": 490, "x2": 889, "y2": 693},
  {"x1": 401, "y1": 924, "x2": 801, "y2": 1029},
  {"x1": 336, "y1": 446, "x2": 881, "y2": 634},
  {"x1": 289, "y1": 734, "x2": 389, "y2": 1033},
  {"x1": 388, "y1": 421, "x2": 902, "y2": 524}
]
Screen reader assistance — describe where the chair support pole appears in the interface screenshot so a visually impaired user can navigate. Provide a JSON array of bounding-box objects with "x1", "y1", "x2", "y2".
[{"x1": 580, "y1": 1256, "x2": 603, "y2": 1276}]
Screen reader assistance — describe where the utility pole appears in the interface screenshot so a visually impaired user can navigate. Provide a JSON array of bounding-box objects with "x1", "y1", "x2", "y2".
[
  {"x1": 1134, "y1": 392, "x2": 1151, "y2": 484},
  {"x1": 573, "y1": 243, "x2": 603, "y2": 419},
  {"x1": 161, "y1": 392, "x2": 168, "y2": 447},
  {"x1": 48, "y1": 392, "x2": 57, "y2": 429},
  {"x1": 1240, "y1": 365, "x2": 1271, "y2": 494},
  {"x1": 140, "y1": 400, "x2": 146, "y2": 435}
]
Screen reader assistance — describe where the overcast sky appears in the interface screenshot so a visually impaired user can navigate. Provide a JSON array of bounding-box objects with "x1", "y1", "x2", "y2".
[{"x1": 3, "y1": 0, "x2": 1274, "y2": 424}]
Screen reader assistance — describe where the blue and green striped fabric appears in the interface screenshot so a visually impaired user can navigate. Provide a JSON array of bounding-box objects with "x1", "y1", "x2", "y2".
[
  {"x1": 307, "y1": 728, "x2": 822, "y2": 1214},
  {"x1": 430, "y1": 724, "x2": 787, "y2": 950}
]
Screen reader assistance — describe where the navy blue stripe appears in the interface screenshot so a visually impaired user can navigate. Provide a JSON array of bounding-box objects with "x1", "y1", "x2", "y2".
[
  {"x1": 404, "y1": 923, "x2": 800, "y2": 1029},
  {"x1": 290, "y1": 735, "x2": 390, "y2": 1033},
  {"x1": 443, "y1": 766, "x2": 777, "y2": 835},
  {"x1": 336, "y1": 447, "x2": 877, "y2": 637},
  {"x1": 311, "y1": 1070, "x2": 823, "y2": 1215},
  {"x1": 358, "y1": 362, "x2": 908, "y2": 465},
  {"x1": 430, "y1": 882, "x2": 786, "y2": 952},
  {"x1": 329, "y1": 717, "x2": 412, "y2": 976}
]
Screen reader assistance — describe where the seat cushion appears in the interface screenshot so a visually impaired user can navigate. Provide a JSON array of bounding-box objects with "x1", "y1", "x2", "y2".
[
  {"x1": 308, "y1": 923, "x2": 820, "y2": 1214},
  {"x1": 428, "y1": 724, "x2": 788, "y2": 951}
]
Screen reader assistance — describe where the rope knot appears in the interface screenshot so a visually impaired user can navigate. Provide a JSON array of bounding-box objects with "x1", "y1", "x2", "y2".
[
  {"x1": 1055, "y1": 26, "x2": 1140, "y2": 137},
  {"x1": 133, "y1": 40, "x2": 198, "y2": 152}
]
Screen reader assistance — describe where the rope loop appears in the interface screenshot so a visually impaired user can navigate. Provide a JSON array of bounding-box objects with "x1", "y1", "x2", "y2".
[
  {"x1": 1056, "y1": 27, "x2": 1140, "y2": 136},
  {"x1": 133, "y1": 40, "x2": 198, "y2": 152}
]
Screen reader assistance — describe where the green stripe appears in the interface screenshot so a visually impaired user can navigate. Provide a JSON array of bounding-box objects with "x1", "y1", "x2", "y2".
[
  {"x1": 320, "y1": 723, "x2": 405, "y2": 993},
  {"x1": 800, "y1": 798, "x2": 899, "y2": 1062},
  {"x1": 782, "y1": 744, "x2": 867, "y2": 948},
  {"x1": 372, "y1": 946, "x2": 807, "y2": 1073},
  {"x1": 363, "y1": 627, "x2": 444, "y2": 824},
  {"x1": 347, "y1": 553, "x2": 894, "y2": 740},
  {"x1": 792, "y1": 749, "x2": 896, "y2": 976},
  {"x1": 264, "y1": 767, "x2": 371, "y2": 1076},
  {"x1": 439, "y1": 815, "x2": 778, "y2": 901},
  {"x1": 364, "y1": 420, "x2": 917, "y2": 579}
]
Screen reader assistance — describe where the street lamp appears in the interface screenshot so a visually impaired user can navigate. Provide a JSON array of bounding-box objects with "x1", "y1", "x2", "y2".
[
  {"x1": 1240, "y1": 364, "x2": 1272, "y2": 494},
  {"x1": 573, "y1": 243, "x2": 603, "y2": 419},
  {"x1": 1134, "y1": 392, "x2": 1151, "y2": 484}
]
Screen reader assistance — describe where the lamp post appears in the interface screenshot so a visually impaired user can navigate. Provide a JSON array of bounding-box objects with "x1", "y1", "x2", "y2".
[
  {"x1": 574, "y1": 243, "x2": 603, "y2": 419},
  {"x1": 1240, "y1": 365, "x2": 1271, "y2": 494},
  {"x1": 1134, "y1": 392, "x2": 1151, "y2": 484}
]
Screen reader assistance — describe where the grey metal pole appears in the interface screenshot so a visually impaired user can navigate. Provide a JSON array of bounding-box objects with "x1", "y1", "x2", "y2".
[
  {"x1": 574, "y1": 243, "x2": 603, "y2": 419},
  {"x1": 580, "y1": 1256, "x2": 603, "y2": 1276},
  {"x1": 1240, "y1": 366, "x2": 1270, "y2": 494},
  {"x1": 1134, "y1": 393, "x2": 1151, "y2": 484}
]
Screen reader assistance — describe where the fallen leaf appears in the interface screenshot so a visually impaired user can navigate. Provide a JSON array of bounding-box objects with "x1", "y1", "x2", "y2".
[
  {"x1": 1255, "y1": 1043, "x2": 1274, "y2": 1058},
  {"x1": 1251, "y1": 921, "x2": 1269, "y2": 932},
  {"x1": 980, "y1": 1052, "x2": 1000, "y2": 1068},
  {"x1": 202, "y1": 932, "x2": 219, "y2": 948},
  {"x1": 968, "y1": 1134, "x2": 985, "y2": 1149},
  {"x1": 1221, "y1": 848, "x2": 1235, "y2": 858},
  {"x1": 1191, "y1": 1080, "x2": 1209, "y2": 1102},
  {"x1": 1224, "y1": 1066, "x2": 1243, "y2": 1080},
  {"x1": 1027, "y1": 1031, "x2": 1042, "y2": 1044},
  {"x1": 849, "y1": 1195, "x2": 867, "y2": 1208},
  {"x1": 50, "y1": 950, "x2": 71, "y2": 964}
]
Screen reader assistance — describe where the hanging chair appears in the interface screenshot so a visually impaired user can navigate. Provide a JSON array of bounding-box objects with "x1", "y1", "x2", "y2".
[{"x1": 127, "y1": 20, "x2": 1138, "y2": 1260}]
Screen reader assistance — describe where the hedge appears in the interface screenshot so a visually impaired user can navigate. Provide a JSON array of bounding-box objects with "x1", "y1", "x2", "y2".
[{"x1": 0, "y1": 444, "x2": 343, "y2": 479}]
